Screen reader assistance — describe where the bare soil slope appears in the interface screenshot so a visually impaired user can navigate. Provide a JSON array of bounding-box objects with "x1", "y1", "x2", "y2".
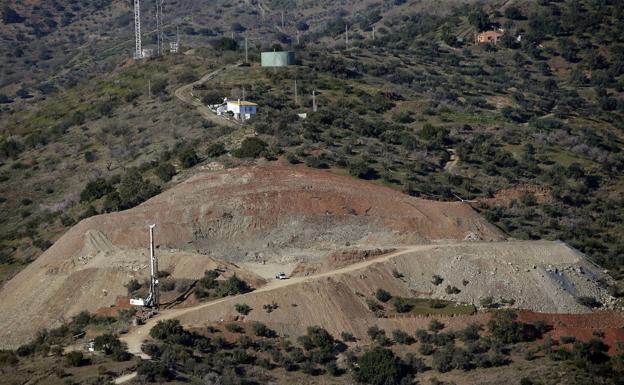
[
  {"x1": 172, "y1": 242, "x2": 616, "y2": 342},
  {"x1": 0, "y1": 165, "x2": 501, "y2": 348}
]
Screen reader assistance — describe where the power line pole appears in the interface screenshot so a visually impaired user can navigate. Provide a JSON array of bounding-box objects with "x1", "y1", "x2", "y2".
[
  {"x1": 133, "y1": 0, "x2": 142, "y2": 59},
  {"x1": 312, "y1": 90, "x2": 317, "y2": 112},
  {"x1": 148, "y1": 79, "x2": 151, "y2": 98},
  {"x1": 296, "y1": 30, "x2": 300, "y2": 45},
  {"x1": 345, "y1": 24, "x2": 349, "y2": 48},
  {"x1": 372, "y1": 26, "x2": 376, "y2": 41},
  {"x1": 281, "y1": 10, "x2": 285, "y2": 28},
  {"x1": 294, "y1": 79, "x2": 298, "y2": 105}
]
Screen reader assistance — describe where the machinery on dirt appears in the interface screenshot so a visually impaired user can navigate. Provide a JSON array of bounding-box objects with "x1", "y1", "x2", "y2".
[{"x1": 130, "y1": 224, "x2": 160, "y2": 309}]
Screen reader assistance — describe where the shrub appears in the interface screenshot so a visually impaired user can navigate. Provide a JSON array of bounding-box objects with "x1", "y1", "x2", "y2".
[
  {"x1": 125, "y1": 279, "x2": 141, "y2": 295},
  {"x1": 375, "y1": 288, "x2": 392, "y2": 303},
  {"x1": 480, "y1": 296, "x2": 494, "y2": 308},
  {"x1": 577, "y1": 296, "x2": 602, "y2": 308},
  {"x1": 419, "y1": 343, "x2": 435, "y2": 356},
  {"x1": 560, "y1": 335, "x2": 576, "y2": 344},
  {"x1": 137, "y1": 360, "x2": 173, "y2": 382},
  {"x1": 429, "y1": 319, "x2": 445, "y2": 332},
  {"x1": 0, "y1": 350, "x2": 18, "y2": 366},
  {"x1": 154, "y1": 163, "x2": 176, "y2": 182},
  {"x1": 354, "y1": 347, "x2": 408, "y2": 385},
  {"x1": 392, "y1": 329, "x2": 414, "y2": 345},
  {"x1": 178, "y1": 147, "x2": 200, "y2": 168},
  {"x1": 64, "y1": 351, "x2": 86, "y2": 367},
  {"x1": 226, "y1": 323, "x2": 244, "y2": 333},
  {"x1": 234, "y1": 303, "x2": 252, "y2": 315},
  {"x1": 263, "y1": 301, "x2": 279, "y2": 313},
  {"x1": 93, "y1": 334, "x2": 122, "y2": 355},
  {"x1": 392, "y1": 297, "x2": 413, "y2": 313},
  {"x1": 252, "y1": 322, "x2": 275, "y2": 338},
  {"x1": 445, "y1": 285, "x2": 460, "y2": 294},
  {"x1": 341, "y1": 332, "x2": 356, "y2": 342},
  {"x1": 233, "y1": 137, "x2": 267, "y2": 158},
  {"x1": 367, "y1": 326, "x2": 386, "y2": 342},
  {"x1": 432, "y1": 275, "x2": 444, "y2": 285},
  {"x1": 206, "y1": 142, "x2": 226, "y2": 157}
]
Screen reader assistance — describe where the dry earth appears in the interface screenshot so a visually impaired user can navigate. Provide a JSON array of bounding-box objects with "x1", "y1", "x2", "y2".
[{"x1": 0, "y1": 164, "x2": 502, "y2": 348}]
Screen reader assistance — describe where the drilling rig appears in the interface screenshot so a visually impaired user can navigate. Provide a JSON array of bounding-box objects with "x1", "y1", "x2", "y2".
[{"x1": 130, "y1": 224, "x2": 159, "y2": 308}]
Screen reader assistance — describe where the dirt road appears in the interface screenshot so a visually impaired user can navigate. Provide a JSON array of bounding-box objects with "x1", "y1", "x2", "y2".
[
  {"x1": 120, "y1": 244, "x2": 443, "y2": 356},
  {"x1": 174, "y1": 66, "x2": 239, "y2": 128}
]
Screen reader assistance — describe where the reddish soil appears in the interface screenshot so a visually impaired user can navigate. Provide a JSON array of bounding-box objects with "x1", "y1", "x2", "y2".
[
  {"x1": 478, "y1": 184, "x2": 552, "y2": 207},
  {"x1": 517, "y1": 310, "x2": 624, "y2": 355},
  {"x1": 94, "y1": 296, "x2": 132, "y2": 317}
]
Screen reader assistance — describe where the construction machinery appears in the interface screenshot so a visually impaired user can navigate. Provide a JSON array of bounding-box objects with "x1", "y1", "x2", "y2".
[{"x1": 130, "y1": 224, "x2": 160, "y2": 308}]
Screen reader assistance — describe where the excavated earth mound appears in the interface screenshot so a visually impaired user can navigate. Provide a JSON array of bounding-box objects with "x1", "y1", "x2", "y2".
[
  {"x1": 173, "y1": 241, "x2": 616, "y2": 341},
  {"x1": 0, "y1": 165, "x2": 502, "y2": 348}
]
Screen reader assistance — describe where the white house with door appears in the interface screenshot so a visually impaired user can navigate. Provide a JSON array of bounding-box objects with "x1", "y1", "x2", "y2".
[{"x1": 226, "y1": 99, "x2": 258, "y2": 120}]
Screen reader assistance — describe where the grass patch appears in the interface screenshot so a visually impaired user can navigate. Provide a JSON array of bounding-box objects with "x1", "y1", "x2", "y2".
[{"x1": 398, "y1": 298, "x2": 477, "y2": 316}]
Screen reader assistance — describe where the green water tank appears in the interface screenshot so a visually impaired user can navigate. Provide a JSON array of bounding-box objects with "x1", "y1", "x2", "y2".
[{"x1": 261, "y1": 51, "x2": 296, "y2": 67}]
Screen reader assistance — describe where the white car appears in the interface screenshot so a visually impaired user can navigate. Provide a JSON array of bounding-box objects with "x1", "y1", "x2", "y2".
[{"x1": 275, "y1": 272, "x2": 287, "y2": 280}]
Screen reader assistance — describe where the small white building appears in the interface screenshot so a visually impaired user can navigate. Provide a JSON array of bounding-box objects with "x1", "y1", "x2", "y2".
[{"x1": 226, "y1": 99, "x2": 258, "y2": 120}]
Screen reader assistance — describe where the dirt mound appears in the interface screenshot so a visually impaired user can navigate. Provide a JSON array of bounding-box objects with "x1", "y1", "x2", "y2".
[
  {"x1": 171, "y1": 242, "x2": 616, "y2": 342},
  {"x1": 0, "y1": 165, "x2": 501, "y2": 348}
]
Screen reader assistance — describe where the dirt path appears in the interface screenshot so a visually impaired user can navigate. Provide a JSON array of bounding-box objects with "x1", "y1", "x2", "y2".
[
  {"x1": 113, "y1": 372, "x2": 138, "y2": 384},
  {"x1": 174, "y1": 66, "x2": 240, "y2": 128},
  {"x1": 444, "y1": 148, "x2": 459, "y2": 173},
  {"x1": 119, "y1": 244, "x2": 446, "y2": 356}
]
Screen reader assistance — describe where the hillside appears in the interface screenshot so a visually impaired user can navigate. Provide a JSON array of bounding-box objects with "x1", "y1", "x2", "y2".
[{"x1": 0, "y1": 164, "x2": 502, "y2": 348}]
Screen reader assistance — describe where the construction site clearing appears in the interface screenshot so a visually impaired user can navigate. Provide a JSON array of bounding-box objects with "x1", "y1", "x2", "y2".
[{"x1": 0, "y1": 164, "x2": 621, "y2": 354}]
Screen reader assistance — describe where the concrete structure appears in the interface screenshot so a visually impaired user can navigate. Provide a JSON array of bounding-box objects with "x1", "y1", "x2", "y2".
[
  {"x1": 477, "y1": 30, "x2": 503, "y2": 44},
  {"x1": 226, "y1": 99, "x2": 258, "y2": 120},
  {"x1": 261, "y1": 51, "x2": 295, "y2": 67}
]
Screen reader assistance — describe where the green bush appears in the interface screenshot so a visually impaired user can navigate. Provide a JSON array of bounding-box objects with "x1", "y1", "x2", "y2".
[
  {"x1": 154, "y1": 163, "x2": 176, "y2": 182},
  {"x1": 375, "y1": 288, "x2": 392, "y2": 303},
  {"x1": 392, "y1": 329, "x2": 414, "y2": 345},
  {"x1": 252, "y1": 322, "x2": 276, "y2": 338},
  {"x1": 234, "y1": 303, "x2": 252, "y2": 315},
  {"x1": 0, "y1": 350, "x2": 18, "y2": 366},
  {"x1": 178, "y1": 147, "x2": 200, "y2": 168},
  {"x1": 64, "y1": 351, "x2": 86, "y2": 367},
  {"x1": 392, "y1": 297, "x2": 413, "y2": 313},
  {"x1": 233, "y1": 137, "x2": 268, "y2": 158},
  {"x1": 354, "y1": 347, "x2": 408, "y2": 385}
]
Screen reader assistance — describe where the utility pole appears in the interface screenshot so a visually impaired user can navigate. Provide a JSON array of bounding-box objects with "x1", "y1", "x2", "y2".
[
  {"x1": 345, "y1": 24, "x2": 349, "y2": 48},
  {"x1": 281, "y1": 10, "x2": 285, "y2": 28},
  {"x1": 312, "y1": 90, "x2": 317, "y2": 112},
  {"x1": 133, "y1": 0, "x2": 142, "y2": 59},
  {"x1": 372, "y1": 26, "x2": 376, "y2": 41},
  {"x1": 296, "y1": 30, "x2": 300, "y2": 45},
  {"x1": 148, "y1": 79, "x2": 151, "y2": 98},
  {"x1": 294, "y1": 79, "x2": 298, "y2": 105}
]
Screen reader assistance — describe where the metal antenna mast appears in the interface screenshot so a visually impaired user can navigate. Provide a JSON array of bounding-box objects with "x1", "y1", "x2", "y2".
[
  {"x1": 134, "y1": 0, "x2": 143, "y2": 59},
  {"x1": 156, "y1": 0, "x2": 165, "y2": 56}
]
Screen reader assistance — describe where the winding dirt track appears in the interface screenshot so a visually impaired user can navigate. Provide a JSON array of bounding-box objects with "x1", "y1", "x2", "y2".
[
  {"x1": 173, "y1": 66, "x2": 239, "y2": 127},
  {"x1": 120, "y1": 244, "x2": 441, "y2": 357}
]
